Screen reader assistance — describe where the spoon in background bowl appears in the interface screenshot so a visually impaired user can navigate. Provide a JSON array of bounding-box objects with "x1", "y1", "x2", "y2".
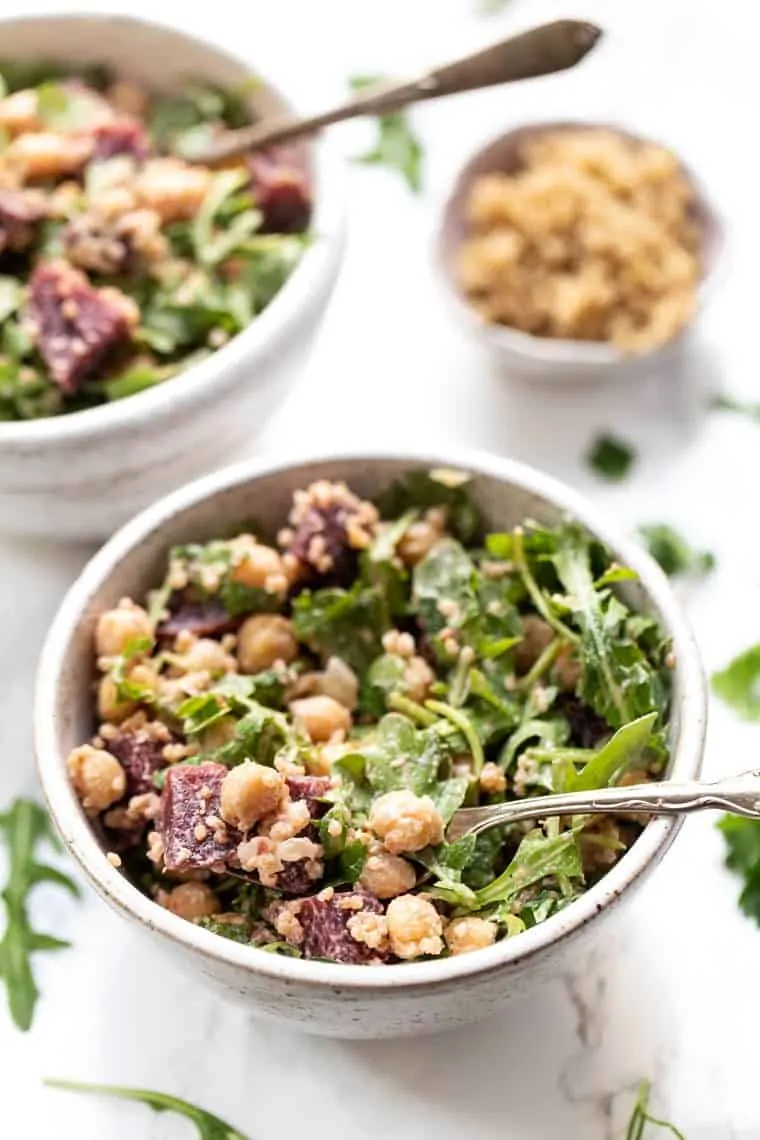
[{"x1": 186, "y1": 18, "x2": 602, "y2": 165}]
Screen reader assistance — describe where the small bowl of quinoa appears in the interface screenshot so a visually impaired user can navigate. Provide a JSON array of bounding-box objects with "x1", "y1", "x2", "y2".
[
  {"x1": 35, "y1": 447, "x2": 707, "y2": 1038},
  {"x1": 0, "y1": 14, "x2": 346, "y2": 540},
  {"x1": 438, "y1": 121, "x2": 723, "y2": 381}
]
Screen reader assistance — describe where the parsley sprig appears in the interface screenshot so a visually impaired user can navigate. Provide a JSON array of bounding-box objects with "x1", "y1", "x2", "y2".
[
  {"x1": 45, "y1": 1080, "x2": 250, "y2": 1139},
  {"x1": 0, "y1": 799, "x2": 80, "y2": 1030}
]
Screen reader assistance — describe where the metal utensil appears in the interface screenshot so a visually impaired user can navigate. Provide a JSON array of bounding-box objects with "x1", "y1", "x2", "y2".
[
  {"x1": 447, "y1": 769, "x2": 760, "y2": 842},
  {"x1": 187, "y1": 18, "x2": 602, "y2": 165}
]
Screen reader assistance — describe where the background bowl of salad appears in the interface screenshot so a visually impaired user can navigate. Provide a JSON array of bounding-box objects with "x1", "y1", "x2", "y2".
[
  {"x1": 0, "y1": 13, "x2": 346, "y2": 541},
  {"x1": 35, "y1": 446, "x2": 707, "y2": 1038}
]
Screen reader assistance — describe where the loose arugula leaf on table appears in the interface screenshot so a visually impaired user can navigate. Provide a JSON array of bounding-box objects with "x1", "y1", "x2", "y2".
[
  {"x1": 625, "y1": 1080, "x2": 686, "y2": 1139},
  {"x1": 637, "y1": 524, "x2": 715, "y2": 578},
  {"x1": 709, "y1": 392, "x2": 760, "y2": 421},
  {"x1": 711, "y1": 644, "x2": 760, "y2": 720},
  {"x1": 586, "y1": 433, "x2": 636, "y2": 481},
  {"x1": 717, "y1": 814, "x2": 760, "y2": 923},
  {"x1": 348, "y1": 76, "x2": 423, "y2": 193},
  {"x1": 552, "y1": 523, "x2": 670, "y2": 738},
  {"x1": 0, "y1": 800, "x2": 80, "y2": 1031},
  {"x1": 292, "y1": 582, "x2": 387, "y2": 677},
  {"x1": 45, "y1": 1080, "x2": 250, "y2": 1140}
]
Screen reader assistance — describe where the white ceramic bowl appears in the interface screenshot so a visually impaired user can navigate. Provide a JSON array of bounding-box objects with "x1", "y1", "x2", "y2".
[
  {"x1": 35, "y1": 446, "x2": 707, "y2": 1039},
  {"x1": 437, "y1": 121, "x2": 723, "y2": 382},
  {"x1": 0, "y1": 14, "x2": 346, "y2": 542}
]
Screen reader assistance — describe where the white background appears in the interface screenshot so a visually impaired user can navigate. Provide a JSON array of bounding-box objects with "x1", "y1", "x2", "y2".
[{"x1": 2, "y1": 0, "x2": 760, "y2": 1136}]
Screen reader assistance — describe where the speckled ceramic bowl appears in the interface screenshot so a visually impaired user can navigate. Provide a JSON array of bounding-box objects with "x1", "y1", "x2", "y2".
[
  {"x1": 34, "y1": 447, "x2": 707, "y2": 1038},
  {"x1": 437, "y1": 121, "x2": 724, "y2": 382},
  {"x1": 0, "y1": 14, "x2": 346, "y2": 542}
]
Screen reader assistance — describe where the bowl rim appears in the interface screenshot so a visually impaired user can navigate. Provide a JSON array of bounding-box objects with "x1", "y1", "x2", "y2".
[
  {"x1": 35, "y1": 444, "x2": 707, "y2": 992},
  {"x1": 0, "y1": 11, "x2": 347, "y2": 448},
  {"x1": 435, "y1": 118, "x2": 725, "y2": 368}
]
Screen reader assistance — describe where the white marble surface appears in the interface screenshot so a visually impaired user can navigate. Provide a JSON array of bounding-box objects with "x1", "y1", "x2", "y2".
[{"x1": 2, "y1": 0, "x2": 760, "y2": 1135}]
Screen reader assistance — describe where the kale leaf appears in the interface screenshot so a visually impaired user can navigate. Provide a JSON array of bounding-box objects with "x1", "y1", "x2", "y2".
[
  {"x1": 45, "y1": 1080, "x2": 250, "y2": 1140},
  {"x1": 292, "y1": 582, "x2": 387, "y2": 676},
  {"x1": 586, "y1": 433, "x2": 636, "y2": 481}
]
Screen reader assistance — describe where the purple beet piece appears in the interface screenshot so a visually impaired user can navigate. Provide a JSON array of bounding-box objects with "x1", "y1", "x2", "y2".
[
  {"x1": 298, "y1": 889, "x2": 387, "y2": 964},
  {"x1": 285, "y1": 775, "x2": 331, "y2": 818},
  {"x1": 556, "y1": 695, "x2": 611, "y2": 750},
  {"x1": 157, "y1": 598, "x2": 236, "y2": 640},
  {"x1": 275, "y1": 860, "x2": 321, "y2": 896},
  {"x1": 248, "y1": 146, "x2": 311, "y2": 233},
  {"x1": 107, "y1": 730, "x2": 168, "y2": 796},
  {"x1": 27, "y1": 261, "x2": 130, "y2": 393},
  {"x1": 91, "y1": 119, "x2": 149, "y2": 161},
  {"x1": 0, "y1": 188, "x2": 47, "y2": 253},
  {"x1": 288, "y1": 505, "x2": 357, "y2": 582},
  {"x1": 162, "y1": 762, "x2": 237, "y2": 871}
]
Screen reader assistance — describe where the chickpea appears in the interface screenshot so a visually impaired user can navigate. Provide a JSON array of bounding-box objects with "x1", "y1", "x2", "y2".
[
  {"x1": 136, "y1": 158, "x2": 213, "y2": 222},
  {"x1": 6, "y1": 132, "x2": 92, "y2": 180},
  {"x1": 220, "y1": 761, "x2": 284, "y2": 832},
  {"x1": 230, "y1": 538, "x2": 287, "y2": 594},
  {"x1": 95, "y1": 598, "x2": 152, "y2": 658},
  {"x1": 445, "y1": 916, "x2": 497, "y2": 956},
  {"x1": 67, "y1": 745, "x2": 126, "y2": 812},
  {"x1": 97, "y1": 674, "x2": 136, "y2": 724},
  {"x1": 359, "y1": 850, "x2": 417, "y2": 899},
  {"x1": 386, "y1": 894, "x2": 443, "y2": 960},
  {"x1": 0, "y1": 90, "x2": 40, "y2": 136},
  {"x1": 163, "y1": 882, "x2": 220, "y2": 921},
  {"x1": 289, "y1": 695, "x2": 351, "y2": 744},
  {"x1": 397, "y1": 509, "x2": 446, "y2": 567},
  {"x1": 237, "y1": 614, "x2": 298, "y2": 675},
  {"x1": 182, "y1": 638, "x2": 237, "y2": 677},
  {"x1": 107, "y1": 79, "x2": 149, "y2": 118},
  {"x1": 368, "y1": 789, "x2": 444, "y2": 855}
]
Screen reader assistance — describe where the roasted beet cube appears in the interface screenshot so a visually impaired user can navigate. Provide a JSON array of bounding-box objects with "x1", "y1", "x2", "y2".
[
  {"x1": 106, "y1": 730, "x2": 168, "y2": 796},
  {"x1": 91, "y1": 118, "x2": 149, "y2": 161},
  {"x1": 283, "y1": 481, "x2": 378, "y2": 582},
  {"x1": 156, "y1": 598, "x2": 237, "y2": 640},
  {"x1": 298, "y1": 890, "x2": 387, "y2": 963},
  {"x1": 248, "y1": 146, "x2": 311, "y2": 233},
  {"x1": 0, "y1": 188, "x2": 47, "y2": 253},
  {"x1": 162, "y1": 762, "x2": 237, "y2": 871},
  {"x1": 285, "y1": 775, "x2": 331, "y2": 818},
  {"x1": 27, "y1": 261, "x2": 131, "y2": 393},
  {"x1": 275, "y1": 860, "x2": 321, "y2": 896},
  {"x1": 556, "y1": 695, "x2": 611, "y2": 749}
]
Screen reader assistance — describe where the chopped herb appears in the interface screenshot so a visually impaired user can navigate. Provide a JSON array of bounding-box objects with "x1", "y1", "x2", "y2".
[
  {"x1": 479, "y1": 0, "x2": 513, "y2": 10},
  {"x1": 637, "y1": 524, "x2": 714, "y2": 578},
  {"x1": 0, "y1": 276, "x2": 23, "y2": 323},
  {"x1": 292, "y1": 582, "x2": 386, "y2": 677},
  {"x1": 45, "y1": 1080, "x2": 250, "y2": 1139},
  {"x1": 349, "y1": 76, "x2": 424, "y2": 193},
  {"x1": 0, "y1": 800, "x2": 80, "y2": 1031},
  {"x1": 712, "y1": 644, "x2": 760, "y2": 720},
  {"x1": 717, "y1": 814, "x2": 760, "y2": 925},
  {"x1": 625, "y1": 1080, "x2": 686, "y2": 1139},
  {"x1": 586, "y1": 433, "x2": 636, "y2": 481}
]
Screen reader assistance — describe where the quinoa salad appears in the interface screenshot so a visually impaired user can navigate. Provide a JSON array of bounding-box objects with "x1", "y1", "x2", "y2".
[
  {"x1": 0, "y1": 61, "x2": 310, "y2": 420},
  {"x1": 66, "y1": 469, "x2": 673, "y2": 965}
]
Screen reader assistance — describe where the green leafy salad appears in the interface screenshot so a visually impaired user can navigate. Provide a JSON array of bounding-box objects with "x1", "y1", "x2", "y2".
[
  {"x1": 0, "y1": 60, "x2": 311, "y2": 420},
  {"x1": 65, "y1": 468, "x2": 673, "y2": 965}
]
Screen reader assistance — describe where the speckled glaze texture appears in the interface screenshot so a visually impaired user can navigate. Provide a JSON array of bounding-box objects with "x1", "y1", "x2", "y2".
[
  {"x1": 436, "y1": 120, "x2": 724, "y2": 382},
  {"x1": 34, "y1": 447, "x2": 707, "y2": 1038},
  {"x1": 0, "y1": 15, "x2": 347, "y2": 542}
]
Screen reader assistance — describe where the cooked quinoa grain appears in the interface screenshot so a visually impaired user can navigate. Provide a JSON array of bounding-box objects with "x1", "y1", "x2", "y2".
[
  {"x1": 67, "y1": 469, "x2": 672, "y2": 965},
  {"x1": 456, "y1": 127, "x2": 702, "y2": 354}
]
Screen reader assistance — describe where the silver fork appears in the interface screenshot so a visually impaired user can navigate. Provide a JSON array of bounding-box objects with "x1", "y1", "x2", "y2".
[{"x1": 446, "y1": 770, "x2": 760, "y2": 842}]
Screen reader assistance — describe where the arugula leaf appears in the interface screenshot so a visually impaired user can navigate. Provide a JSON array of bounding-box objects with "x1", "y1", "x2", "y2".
[
  {"x1": 709, "y1": 392, "x2": 760, "y2": 421},
  {"x1": 712, "y1": 645, "x2": 760, "y2": 720},
  {"x1": 375, "y1": 467, "x2": 484, "y2": 545},
  {"x1": 586, "y1": 433, "x2": 636, "y2": 481},
  {"x1": 474, "y1": 827, "x2": 583, "y2": 909},
  {"x1": 553, "y1": 523, "x2": 668, "y2": 732},
  {"x1": 193, "y1": 170, "x2": 261, "y2": 267},
  {"x1": 45, "y1": 1080, "x2": 250, "y2": 1140},
  {"x1": 197, "y1": 916, "x2": 253, "y2": 945},
  {"x1": 718, "y1": 815, "x2": 760, "y2": 923},
  {"x1": 0, "y1": 800, "x2": 80, "y2": 1031},
  {"x1": 212, "y1": 704, "x2": 291, "y2": 767},
  {"x1": 292, "y1": 582, "x2": 387, "y2": 677},
  {"x1": 566, "y1": 712, "x2": 655, "y2": 792},
  {"x1": 413, "y1": 537, "x2": 477, "y2": 640},
  {"x1": 625, "y1": 1080, "x2": 686, "y2": 1139},
  {"x1": 499, "y1": 717, "x2": 571, "y2": 772},
  {"x1": 637, "y1": 524, "x2": 714, "y2": 578},
  {"x1": 36, "y1": 81, "x2": 107, "y2": 130},
  {"x1": 110, "y1": 636, "x2": 155, "y2": 702},
  {"x1": 102, "y1": 363, "x2": 174, "y2": 403},
  {"x1": 349, "y1": 76, "x2": 423, "y2": 193}
]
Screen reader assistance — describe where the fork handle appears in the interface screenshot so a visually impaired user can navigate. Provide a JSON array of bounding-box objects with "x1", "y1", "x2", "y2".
[
  {"x1": 446, "y1": 770, "x2": 760, "y2": 842},
  {"x1": 192, "y1": 19, "x2": 602, "y2": 164}
]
